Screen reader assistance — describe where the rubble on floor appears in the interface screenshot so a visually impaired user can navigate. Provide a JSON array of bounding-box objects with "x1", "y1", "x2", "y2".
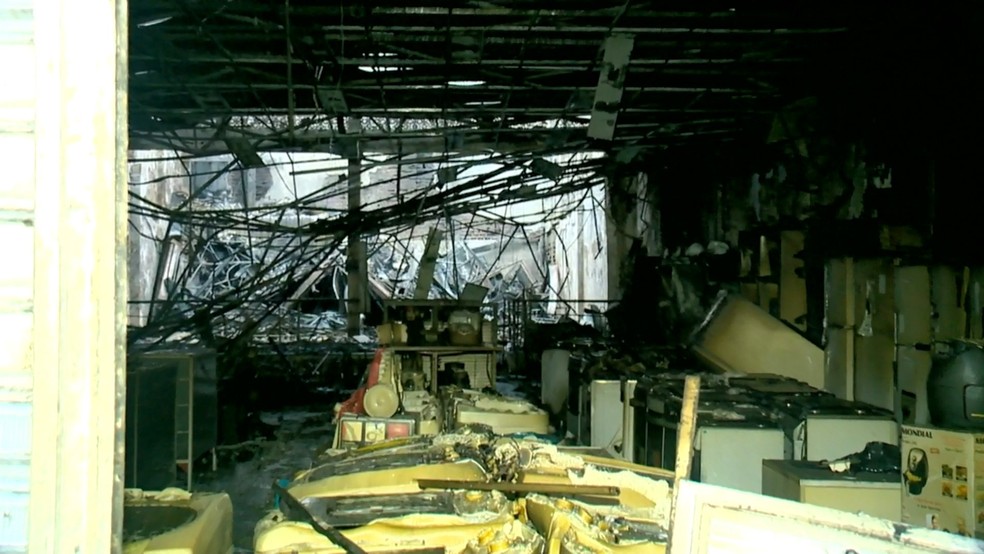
[
  {"x1": 195, "y1": 409, "x2": 335, "y2": 551},
  {"x1": 253, "y1": 431, "x2": 674, "y2": 553}
]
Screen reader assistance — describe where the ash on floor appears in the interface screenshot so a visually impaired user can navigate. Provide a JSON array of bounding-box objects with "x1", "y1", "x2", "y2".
[{"x1": 196, "y1": 409, "x2": 335, "y2": 552}]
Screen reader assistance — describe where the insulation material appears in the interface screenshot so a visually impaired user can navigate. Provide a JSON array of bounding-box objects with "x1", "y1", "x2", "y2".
[
  {"x1": 255, "y1": 511, "x2": 521, "y2": 554},
  {"x1": 523, "y1": 496, "x2": 667, "y2": 554},
  {"x1": 453, "y1": 391, "x2": 550, "y2": 435},
  {"x1": 568, "y1": 466, "x2": 672, "y2": 522},
  {"x1": 123, "y1": 489, "x2": 233, "y2": 554}
]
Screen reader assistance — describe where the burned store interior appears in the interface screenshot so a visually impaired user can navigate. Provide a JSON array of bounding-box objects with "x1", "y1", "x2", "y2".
[{"x1": 6, "y1": 1, "x2": 984, "y2": 552}]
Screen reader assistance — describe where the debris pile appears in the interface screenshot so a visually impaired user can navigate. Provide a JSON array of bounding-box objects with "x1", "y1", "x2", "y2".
[{"x1": 254, "y1": 433, "x2": 673, "y2": 553}]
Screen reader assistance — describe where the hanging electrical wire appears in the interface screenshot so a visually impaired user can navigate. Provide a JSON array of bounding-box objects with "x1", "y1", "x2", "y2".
[{"x1": 127, "y1": 139, "x2": 608, "y2": 349}]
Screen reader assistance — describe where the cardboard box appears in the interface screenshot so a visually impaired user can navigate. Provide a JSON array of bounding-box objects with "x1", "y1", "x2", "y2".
[
  {"x1": 901, "y1": 425, "x2": 984, "y2": 538},
  {"x1": 758, "y1": 281, "x2": 779, "y2": 316},
  {"x1": 969, "y1": 267, "x2": 984, "y2": 340},
  {"x1": 932, "y1": 266, "x2": 967, "y2": 341},
  {"x1": 854, "y1": 259, "x2": 895, "y2": 334},
  {"x1": 897, "y1": 346, "x2": 932, "y2": 425},
  {"x1": 825, "y1": 258, "x2": 855, "y2": 327},
  {"x1": 895, "y1": 265, "x2": 932, "y2": 345},
  {"x1": 693, "y1": 295, "x2": 825, "y2": 389},
  {"x1": 824, "y1": 327, "x2": 855, "y2": 400},
  {"x1": 780, "y1": 230, "x2": 807, "y2": 332},
  {"x1": 854, "y1": 333, "x2": 895, "y2": 412},
  {"x1": 763, "y1": 459, "x2": 902, "y2": 521},
  {"x1": 740, "y1": 282, "x2": 759, "y2": 305}
]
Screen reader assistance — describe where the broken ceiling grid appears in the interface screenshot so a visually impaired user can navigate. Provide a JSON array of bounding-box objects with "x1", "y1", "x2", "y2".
[{"x1": 129, "y1": 1, "x2": 865, "y2": 155}]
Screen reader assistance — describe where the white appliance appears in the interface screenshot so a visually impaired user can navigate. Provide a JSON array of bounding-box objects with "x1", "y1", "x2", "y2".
[
  {"x1": 541, "y1": 349, "x2": 571, "y2": 416},
  {"x1": 567, "y1": 382, "x2": 589, "y2": 444},
  {"x1": 697, "y1": 425, "x2": 787, "y2": 494},
  {"x1": 794, "y1": 416, "x2": 898, "y2": 461},
  {"x1": 588, "y1": 379, "x2": 637, "y2": 458},
  {"x1": 621, "y1": 379, "x2": 638, "y2": 462}
]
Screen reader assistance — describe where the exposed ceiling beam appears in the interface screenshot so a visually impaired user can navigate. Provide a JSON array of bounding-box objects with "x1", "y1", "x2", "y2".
[
  {"x1": 318, "y1": 24, "x2": 847, "y2": 35},
  {"x1": 130, "y1": 107, "x2": 765, "y2": 117},
  {"x1": 125, "y1": 1, "x2": 861, "y2": 156},
  {"x1": 132, "y1": 82, "x2": 773, "y2": 94},
  {"x1": 130, "y1": 54, "x2": 807, "y2": 67}
]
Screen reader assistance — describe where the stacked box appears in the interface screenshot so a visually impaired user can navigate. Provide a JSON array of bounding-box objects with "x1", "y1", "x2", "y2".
[{"x1": 901, "y1": 424, "x2": 984, "y2": 538}]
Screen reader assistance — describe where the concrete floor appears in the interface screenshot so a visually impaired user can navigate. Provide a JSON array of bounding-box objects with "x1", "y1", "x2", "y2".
[
  {"x1": 197, "y1": 409, "x2": 335, "y2": 551},
  {"x1": 192, "y1": 376, "x2": 533, "y2": 551}
]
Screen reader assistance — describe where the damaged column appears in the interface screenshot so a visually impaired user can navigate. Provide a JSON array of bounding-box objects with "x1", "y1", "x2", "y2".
[
  {"x1": 346, "y1": 122, "x2": 368, "y2": 336},
  {"x1": 605, "y1": 173, "x2": 634, "y2": 302},
  {"x1": 605, "y1": 170, "x2": 657, "y2": 301}
]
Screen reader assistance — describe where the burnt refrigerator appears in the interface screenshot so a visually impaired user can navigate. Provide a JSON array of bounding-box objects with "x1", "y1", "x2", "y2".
[
  {"x1": 633, "y1": 375, "x2": 787, "y2": 494},
  {"x1": 620, "y1": 378, "x2": 639, "y2": 462},
  {"x1": 585, "y1": 379, "x2": 637, "y2": 459},
  {"x1": 775, "y1": 394, "x2": 898, "y2": 461}
]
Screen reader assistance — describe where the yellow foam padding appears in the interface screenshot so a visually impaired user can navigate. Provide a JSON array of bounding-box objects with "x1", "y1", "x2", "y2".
[
  {"x1": 124, "y1": 490, "x2": 233, "y2": 554},
  {"x1": 576, "y1": 454, "x2": 675, "y2": 481},
  {"x1": 289, "y1": 459, "x2": 488, "y2": 500},
  {"x1": 254, "y1": 511, "x2": 516, "y2": 553},
  {"x1": 523, "y1": 496, "x2": 666, "y2": 554}
]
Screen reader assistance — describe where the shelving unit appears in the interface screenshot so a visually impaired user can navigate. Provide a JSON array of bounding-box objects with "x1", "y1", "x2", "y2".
[{"x1": 126, "y1": 348, "x2": 218, "y2": 491}]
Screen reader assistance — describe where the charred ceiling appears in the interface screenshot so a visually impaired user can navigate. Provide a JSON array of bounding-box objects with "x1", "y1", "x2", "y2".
[{"x1": 127, "y1": 1, "x2": 893, "y2": 158}]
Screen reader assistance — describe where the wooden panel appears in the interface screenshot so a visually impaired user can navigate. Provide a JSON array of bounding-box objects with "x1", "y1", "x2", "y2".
[
  {"x1": 0, "y1": 217, "x2": 33, "y2": 309},
  {"x1": 0, "y1": 1, "x2": 35, "y2": 549},
  {"x1": 671, "y1": 479, "x2": 983, "y2": 554},
  {"x1": 0, "y1": 138, "x2": 34, "y2": 212},
  {"x1": 28, "y1": 0, "x2": 128, "y2": 551}
]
